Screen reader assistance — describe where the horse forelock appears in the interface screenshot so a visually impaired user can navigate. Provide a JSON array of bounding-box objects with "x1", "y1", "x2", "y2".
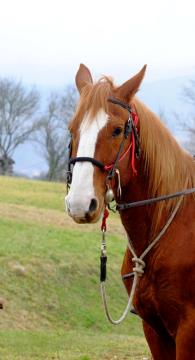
[{"x1": 69, "y1": 77, "x2": 115, "y2": 131}]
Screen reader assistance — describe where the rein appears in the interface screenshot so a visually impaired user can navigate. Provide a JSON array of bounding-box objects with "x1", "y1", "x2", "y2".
[{"x1": 117, "y1": 186, "x2": 195, "y2": 210}]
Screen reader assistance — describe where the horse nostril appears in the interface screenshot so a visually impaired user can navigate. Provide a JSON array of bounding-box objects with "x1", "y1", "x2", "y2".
[{"x1": 88, "y1": 198, "x2": 98, "y2": 213}]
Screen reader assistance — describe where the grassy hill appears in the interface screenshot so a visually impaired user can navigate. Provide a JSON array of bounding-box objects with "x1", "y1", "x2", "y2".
[{"x1": 0, "y1": 176, "x2": 149, "y2": 359}]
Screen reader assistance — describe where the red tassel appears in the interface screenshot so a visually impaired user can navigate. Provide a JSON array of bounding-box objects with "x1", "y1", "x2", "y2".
[{"x1": 101, "y1": 208, "x2": 109, "y2": 231}]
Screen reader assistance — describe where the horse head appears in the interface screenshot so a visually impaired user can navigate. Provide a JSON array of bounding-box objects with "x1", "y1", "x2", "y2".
[{"x1": 65, "y1": 64, "x2": 146, "y2": 223}]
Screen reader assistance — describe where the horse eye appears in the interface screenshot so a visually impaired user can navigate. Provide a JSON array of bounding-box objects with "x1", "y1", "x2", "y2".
[{"x1": 112, "y1": 127, "x2": 123, "y2": 137}]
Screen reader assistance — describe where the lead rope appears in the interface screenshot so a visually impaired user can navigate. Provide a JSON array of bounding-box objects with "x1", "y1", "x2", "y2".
[{"x1": 100, "y1": 195, "x2": 183, "y2": 325}]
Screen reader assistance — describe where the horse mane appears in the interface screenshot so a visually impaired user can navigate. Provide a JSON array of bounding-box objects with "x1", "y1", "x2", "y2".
[{"x1": 134, "y1": 98, "x2": 195, "y2": 230}]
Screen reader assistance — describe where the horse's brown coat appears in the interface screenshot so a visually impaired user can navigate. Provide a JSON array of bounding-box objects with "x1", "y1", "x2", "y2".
[{"x1": 69, "y1": 64, "x2": 195, "y2": 360}]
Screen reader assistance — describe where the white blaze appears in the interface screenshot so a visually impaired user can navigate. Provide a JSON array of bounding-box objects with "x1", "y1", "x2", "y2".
[{"x1": 65, "y1": 109, "x2": 108, "y2": 218}]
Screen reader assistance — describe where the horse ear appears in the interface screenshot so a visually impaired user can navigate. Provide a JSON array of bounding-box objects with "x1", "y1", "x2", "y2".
[
  {"x1": 117, "y1": 65, "x2": 147, "y2": 102},
  {"x1": 75, "y1": 63, "x2": 93, "y2": 94}
]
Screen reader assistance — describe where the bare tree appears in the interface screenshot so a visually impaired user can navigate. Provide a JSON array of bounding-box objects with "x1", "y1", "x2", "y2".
[
  {"x1": 34, "y1": 86, "x2": 77, "y2": 181},
  {"x1": 182, "y1": 80, "x2": 195, "y2": 154},
  {"x1": 158, "y1": 108, "x2": 168, "y2": 126},
  {"x1": 60, "y1": 85, "x2": 78, "y2": 122},
  {"x1": 183, "y1": 80, "x2": 195, "y2": 106},
  {"x1": 0, "y1": 78, "x2": 40, "y2": 174}
]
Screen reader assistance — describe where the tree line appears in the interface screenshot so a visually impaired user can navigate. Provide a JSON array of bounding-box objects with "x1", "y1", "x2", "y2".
[{"x1": 0, "y1": 78, "x2": 77, "y2": 180}]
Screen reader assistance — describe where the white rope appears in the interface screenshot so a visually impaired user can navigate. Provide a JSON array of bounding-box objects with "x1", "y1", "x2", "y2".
[
  {"x1": 100, "y1": 274, "x2": 138, "y2": 325},
  {"x1": 100, "y1": 196, "x2": 183, "y2": 325}
]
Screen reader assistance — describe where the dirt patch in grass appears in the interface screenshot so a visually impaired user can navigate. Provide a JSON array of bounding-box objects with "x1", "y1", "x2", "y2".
[{"x1": 0, "y1": 203, "x2": 126, "y2": 236}]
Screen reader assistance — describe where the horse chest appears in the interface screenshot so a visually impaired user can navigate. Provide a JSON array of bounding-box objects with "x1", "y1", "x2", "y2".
[
  {"x1": 134, "y1": 275, "x2": 156, "y2": 319},
  {"x1": 134, "y1": 262, "x2": 188, "y2": 337}
]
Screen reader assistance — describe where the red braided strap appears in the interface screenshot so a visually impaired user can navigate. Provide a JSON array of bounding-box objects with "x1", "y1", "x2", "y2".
[{"x1": 101, "y1": 208, "x2": 109, "y2": 231}]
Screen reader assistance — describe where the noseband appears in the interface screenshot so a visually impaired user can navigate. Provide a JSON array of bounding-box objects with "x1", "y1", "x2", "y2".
[{"x1": 67, "y1": 97, "x2": 140, "y2": 188}]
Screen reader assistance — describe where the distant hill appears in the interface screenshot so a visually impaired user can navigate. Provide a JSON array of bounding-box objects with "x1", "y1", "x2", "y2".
[{"x1": 13, "y1": 75, "x2": 195, "y2": 177}]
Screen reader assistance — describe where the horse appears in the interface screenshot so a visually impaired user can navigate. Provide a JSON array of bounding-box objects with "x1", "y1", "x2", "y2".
[{"x1": 65, "y1": 63, "x2": 195, "y2": 360}]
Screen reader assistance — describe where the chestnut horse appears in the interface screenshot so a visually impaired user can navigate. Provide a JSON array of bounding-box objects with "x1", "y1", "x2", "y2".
[{"x1": 65, "y1": 64, "x2": 195, "y2": 360}]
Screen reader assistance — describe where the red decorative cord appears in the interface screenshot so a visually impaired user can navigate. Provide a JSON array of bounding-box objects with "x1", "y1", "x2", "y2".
[
  {"x1": 101, "y1": 208, "x2": 109, "y2": 231},
  {"x1": 103, "y1": 108, "x2": 139, "y2": 176},
  {"x1": 104, "y1": 143, "x2": 132, "y2": 171}
]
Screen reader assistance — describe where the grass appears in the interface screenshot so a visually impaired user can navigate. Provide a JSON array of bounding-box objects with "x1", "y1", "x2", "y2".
[
  {"x1": 0, "y1": 330, "x2": 147, "y2": 360},
  {"x1": 0, "y1": 176, "x2": 65, "y2": 210},
  {"x1": 0, "y1": 176, "x2": 150, "y2": 359}
]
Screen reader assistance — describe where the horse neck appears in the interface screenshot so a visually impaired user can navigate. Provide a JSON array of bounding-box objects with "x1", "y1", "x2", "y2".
[
  {"x1": 117, "y1": 98, "x2": 195, "y2": 256},
  {"x1": 119, "y1": 159, "x2": 156, "y2": 256}
]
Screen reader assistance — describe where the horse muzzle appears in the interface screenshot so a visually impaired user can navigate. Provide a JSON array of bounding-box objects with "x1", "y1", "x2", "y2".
[{"x1": 65, "y1": 194, "x2": 100, "y2": 223}]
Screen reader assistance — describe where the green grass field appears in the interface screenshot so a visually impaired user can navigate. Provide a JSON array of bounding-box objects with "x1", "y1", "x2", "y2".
[{"x1": 0, "y1": 176, "x2": 150, "y2": 359}]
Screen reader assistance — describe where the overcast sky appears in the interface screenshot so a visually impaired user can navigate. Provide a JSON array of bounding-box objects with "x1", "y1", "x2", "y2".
[
  {"x1": 1, "y1": 0, "x2": 194, "y2": 176},
  {"x1": 0, "y1": 0, "x2": 194, "y2": 87}
]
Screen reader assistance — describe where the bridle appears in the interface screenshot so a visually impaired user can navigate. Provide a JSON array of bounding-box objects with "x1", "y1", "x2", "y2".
[
  {"x1": 66, "y1": 97, "x2": 141, "y2": 193},
  {"x1": 67, "y1": 97, "x2": 195, "y2": 207}
]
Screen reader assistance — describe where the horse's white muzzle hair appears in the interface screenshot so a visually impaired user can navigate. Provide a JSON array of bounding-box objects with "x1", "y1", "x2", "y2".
[{"x1": 65, "y1": 162, "x2": 99, "y2": 221}]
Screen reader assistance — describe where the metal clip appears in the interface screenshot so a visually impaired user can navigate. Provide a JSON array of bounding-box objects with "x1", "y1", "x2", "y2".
[
  {"x1": 115, "y1": 169, "x2": 122, "y2": 198},
  {"x1": 124, "y1": 116, "x2": 133, "y2": 138},
  {"x1": 100, "y1": 229, "x2": 107, "y2": 282},
  {"x1": 101, "y1": 229, "x2": 106, "y2": 256}
]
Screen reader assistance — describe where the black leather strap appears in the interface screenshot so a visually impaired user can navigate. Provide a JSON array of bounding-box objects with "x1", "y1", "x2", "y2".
[
  {"x1": 117, "y1": 187, "x2": 195, "y2": 210},
  {"x1": 108, "y1": 97, "x2": 141, "y2": 159},
  {"x1": 69, "y1": 157, "x2": 105, "y2": 171},
  {"x1": 108, "y1": 97, "x2": 132, "y2": 113}
]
